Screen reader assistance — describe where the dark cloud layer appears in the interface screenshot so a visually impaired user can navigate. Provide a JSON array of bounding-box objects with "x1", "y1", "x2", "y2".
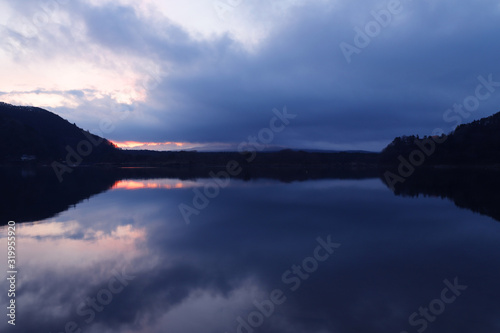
[
  {"x1": 3, "y1": 0, "x2": 500, "y2": 150},
  {"x1": 127, "y1": 0, "x2": 500, "y2": 149}
]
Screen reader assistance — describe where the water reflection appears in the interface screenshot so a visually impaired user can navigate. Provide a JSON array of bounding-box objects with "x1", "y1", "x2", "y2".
[
  {"x1": 1, "y1": 166, "x2": 379, "y2": 224},
  {"x1": 382, "y1": 167, "x2": 500, "y2": 222},
  {"x1": 0, "y1": 167, "x2": 117, "y2": 223},
  {"x1": 0, "y1": 169, "x2": 499, "y2": 332},
  {"x1": 2, "y1": 166, "x2": 500, "y2": 224},
  {"x1": 0, "y1": 219, "x2": 151, "y2": 333}
]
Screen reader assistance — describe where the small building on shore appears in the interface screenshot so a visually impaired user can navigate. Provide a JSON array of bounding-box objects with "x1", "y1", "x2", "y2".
[{"x1": 21, "y1": 154, "x2": 37, "y2": 162}]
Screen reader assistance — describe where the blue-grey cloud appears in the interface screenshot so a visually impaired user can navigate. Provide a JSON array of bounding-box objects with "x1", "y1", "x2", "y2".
[{"x1": 3, "y1": 0, "x2": 500, "y2": 151}]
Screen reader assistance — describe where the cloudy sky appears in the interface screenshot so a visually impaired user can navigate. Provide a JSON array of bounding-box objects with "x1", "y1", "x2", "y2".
[{"x1": 1, "y1": 0, "x2": 500, "y2": 151}]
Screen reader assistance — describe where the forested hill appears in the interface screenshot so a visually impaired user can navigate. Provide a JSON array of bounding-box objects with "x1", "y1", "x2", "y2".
[
  {"x1": 0, "y1": 102, "x2": 118, "y2": 162},
  {"x1": 381, "y1": 111, "x2": 500, "y2": 165}
]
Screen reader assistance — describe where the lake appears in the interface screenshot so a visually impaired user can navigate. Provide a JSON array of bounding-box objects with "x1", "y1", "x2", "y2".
[{"x1": 1, "y1": 167, "x2": 499, "y2": 333}]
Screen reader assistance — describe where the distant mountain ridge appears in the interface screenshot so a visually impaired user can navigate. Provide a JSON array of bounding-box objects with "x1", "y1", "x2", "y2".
[
  {"x1": 0, "y1": 102, "x2": 118, "y2": 162},
  {"x1": 2, "y1": 102, "x2": 500, "y2": 168},
  {"x1": 0, "y1": 102, "x2": 381, "y2": 168}
]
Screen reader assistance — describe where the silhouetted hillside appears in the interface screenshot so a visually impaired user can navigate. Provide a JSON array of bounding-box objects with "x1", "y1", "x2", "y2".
[
  {"x1": 0, "y1": 102, "x2": 118, "y2": 162},
  {"x1": 381, "y1": 111, "x2": 500, "y2": 165}
]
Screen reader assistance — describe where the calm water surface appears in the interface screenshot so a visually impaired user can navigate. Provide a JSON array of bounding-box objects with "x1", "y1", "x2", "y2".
[{"x1": 1, "y1": 173, "x2": 499, "y2": 333}]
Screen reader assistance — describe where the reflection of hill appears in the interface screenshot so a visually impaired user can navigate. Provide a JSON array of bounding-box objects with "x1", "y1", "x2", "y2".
[
  {"x1": 381, "y1": 167, "x2": 500, "y2": 222},
  {"x1": 0, "y1": 167, "x2": 118, "y2": 223},
  {"x1": 1, "y1": 166, "x2": 380, "y2": 224},
  {"x1": 5, "y1": 165, "x2": 499, "y2": 225},
  {"x1": 111, "y1": 164, "x2": 381, "y2": 183}
]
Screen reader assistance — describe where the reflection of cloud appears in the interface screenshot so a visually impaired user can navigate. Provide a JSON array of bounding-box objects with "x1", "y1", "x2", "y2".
[
  {"x1": 9, "y1": 220, "x2": 81, "y2": 237},
  {"x1": 14, "y1": 222, "x2": 148, "y2": 268},
  {"x1": 0, "y1": 218, "x2": 156, "y2": 333},
  {"x1": 147, "y1": 279, "x2": 264, "y2": 333}
]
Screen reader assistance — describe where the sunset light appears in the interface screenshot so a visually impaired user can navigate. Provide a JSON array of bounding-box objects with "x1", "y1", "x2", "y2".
[
  {"x1": 109, "y1": 140, "x2": 235, "y2": 151},
  {"x1": 111, "y1": 141, "x2": 186, "y2": 149},
  {"x1": 111, "y1": 179, "x2": 200, "y2": 190}
]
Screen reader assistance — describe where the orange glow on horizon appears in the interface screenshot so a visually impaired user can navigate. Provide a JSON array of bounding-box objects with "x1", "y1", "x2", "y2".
[
  {"x1": 112, "y1": 180, "x2": 186, "y2": 190},
  {"x1": 111, "y1": 140, "x2": 186, "y2": 149}
]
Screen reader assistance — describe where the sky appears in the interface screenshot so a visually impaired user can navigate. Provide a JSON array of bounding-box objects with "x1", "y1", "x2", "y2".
[{"x1": 1, "y1": 0, "x2": 500, "y2": 152}]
